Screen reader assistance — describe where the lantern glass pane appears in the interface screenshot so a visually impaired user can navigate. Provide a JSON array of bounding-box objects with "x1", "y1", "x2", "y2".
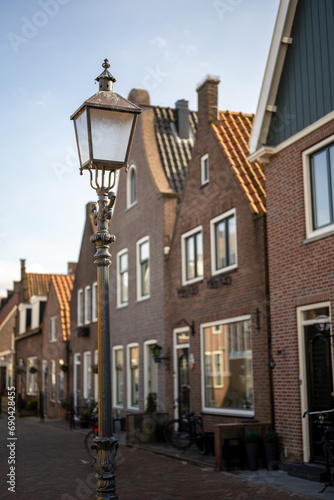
[
  {"x1": 74, "y1": 109, "x2": 89, "y2": 166},
  {"x1": 90, "y1": 108, "x2": 134, "y2": 164}
]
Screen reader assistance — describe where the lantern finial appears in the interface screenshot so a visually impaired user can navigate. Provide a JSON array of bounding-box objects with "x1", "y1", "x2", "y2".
[{"x1": 95, "y1": 58, "x2": 116, "y2": 91}]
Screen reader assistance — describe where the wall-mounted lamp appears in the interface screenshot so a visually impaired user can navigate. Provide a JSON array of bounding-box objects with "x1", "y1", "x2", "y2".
[
  {"x1": 177, "y1": 318, "x2": 195, "y2": 336},
  {"x1": 151, "y1": 344, "x2": 169, "y2": 363}
]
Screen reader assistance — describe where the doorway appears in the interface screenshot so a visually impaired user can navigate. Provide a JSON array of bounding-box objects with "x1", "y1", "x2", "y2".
[
  {"x1": 173, "y1": 328, "x2": 190, "y2": 419},
  {"x1": 299, "y1": 304, "x2": 333, "y2": 462}
]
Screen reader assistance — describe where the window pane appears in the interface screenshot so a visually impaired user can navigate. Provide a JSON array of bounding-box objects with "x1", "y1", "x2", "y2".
[
  {"x1": 203, "y1": 319, "x2": 253, "y2": 411},
  {"x1": 139, "y1": 242, "x2": 149, "y2": 297},
  {"x1": 140, "y1": 241, "x2": 149, "y2": 262},
  {"x1": 186, "y1": 235, "x2": 195, "y2": 280},
  {"x1": 130, "y1": 168, "x2": 136, "y2": 204},
  {"x1": 311, "y1": 149, "x2": 331, "y2": 228},
  {"x1": 215, "y1": 220, "x2": 226, "y2": 269},
  {"x1": 130, "y1": 347, "x2": 139, "y2": 406},
  {"x1": 228, "y1": 216, "x2": 236, "y2": 265},
  {"x1": 120, "y1": 253, "x2": 128, "y2": 304},
  {"x1": 196, "y1": 232, "x2": 203, "y2": 277},
  {"x1": 115, "y1": 350, "x2": 123, "y2": 405}
]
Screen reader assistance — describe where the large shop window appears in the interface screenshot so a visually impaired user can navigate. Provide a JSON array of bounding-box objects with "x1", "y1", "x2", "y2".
[{"x1": 201, "y1": 317, "x2": 253, "y2": 416}]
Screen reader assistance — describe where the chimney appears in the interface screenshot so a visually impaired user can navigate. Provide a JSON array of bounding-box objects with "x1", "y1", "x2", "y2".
[
  {"x1": 196, "y1": 75, "x2": 220, "y2": 126},
  {"x1": 175, "y1": 99, "x2": 189, "y2": 139},
  {"x1": 67, "y1": 262, "x2": 77, "y2": 275},
  {"x1": 20, "y1": 259, "x2": 28, "y2": 301}
]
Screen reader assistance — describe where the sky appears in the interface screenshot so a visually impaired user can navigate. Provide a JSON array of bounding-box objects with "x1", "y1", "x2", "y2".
[{"x1": 0, "y1": 0, "x2": 280, "y2": 297}]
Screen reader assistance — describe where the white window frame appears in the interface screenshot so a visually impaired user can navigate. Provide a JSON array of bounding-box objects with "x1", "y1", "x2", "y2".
[
  {"x1": 127, "y1": 164, "x2": 137, "y2": 208},
  {"x1": 113, "y1": 345, "x2": 124, "y2": 408},
  {"x1": 181, "y1": 225, "x2": 203, "y2": 285},
  {"x1": 83, "y1": 351, "x2": 92, "y2": 400},
  {"x1": 49, "y1": 360, "x2": 56, "y2": 402},
  {"x1": 117, "y1": 248, "x2": 129, "y2": 308},
  {"x1": 84, "y1": 286, "x2": 91, "y2": 325},
  {"x1": 200, "y1": 315, "x2": 253, "y2": 417},
  {"x1": 49, "y1": 316, "x2": 57, "y2": 342},
  {"x1": 27, "y1": 356, "x2": 38, "y2": 395},
  {"x1": 127, "y1": 343, "x2": 139, "y2": 409},
  {"x1": 210, "y1": 208, "x2": 238, "y2": 275},
  {"x1": 143, "y1": 339, "x2": 158, "y2": 410},
  {"x1": 92, "y1": 282, "x2": 98, "y2": 323},
  {"x1": 77, "y1": 289, "x2": 83, "y2": 326},
  {"x1": 136, "y1": 236, "x2": 150, "y2": 301},
  {"x1": 201, "y1": 153, "x2": 209, "y2": 185},
  {"x1": 303, "y1": 135, "x2": 334, "y2": 240}
]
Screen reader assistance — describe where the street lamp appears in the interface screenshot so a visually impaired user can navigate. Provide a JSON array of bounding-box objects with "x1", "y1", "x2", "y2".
[{"x1": 71, "y1": 59, "x2": 141, "y2": 499}]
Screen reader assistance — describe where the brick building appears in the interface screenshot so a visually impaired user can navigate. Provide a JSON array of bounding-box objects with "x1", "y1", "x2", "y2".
[
  {"x1": 165, "y1": 75, "x2": 271, "y2": 431},
  {"x1": 41, "y1": 273, "x2": 74, "y2": 418},
  {"x1": 249, "y1": 0, "x2": 334, "y2": 465},
  {"x1": 69, "y1": 203, "x2": 99, "y2": 414},
  {"x1": 0, "y1": 290, "x2": 18, "y2": 402},
  {"x1": 108, "y1": 89, "x2": 197, "y2": 414}
]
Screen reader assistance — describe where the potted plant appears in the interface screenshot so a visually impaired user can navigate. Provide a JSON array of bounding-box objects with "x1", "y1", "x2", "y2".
[
  {"x1": 79, "y1": 409, "x2": 90, "y2": 428},
  {"x1": 263, "y1": 430, "x2": 279, "y2": 469},
  {"x1": 16, "y1": 365, "x2": 24, "y2": 374},
  {"x1": 244, "y1": 431, "x2": 261, "y2": 471},
  {"x1": 60, "y1": 363, "x2": 69, "y2": 373},
  {"x1": 29, "y1": 366, "x2": 37, "y2": 374}
]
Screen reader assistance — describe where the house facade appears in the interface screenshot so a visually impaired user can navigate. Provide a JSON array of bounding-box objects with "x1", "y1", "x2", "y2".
[
  {"x1": 69, "y1": 203, "x2": 99, "y2": 415},
  {"x1": 108, "y1": 89, "x2": 197, "y2": 416},
  {"x1": 249, "y1": 0, "x2": 334, "y2": 464},
  {"x1": 0, "y1": 289, "x2": 18, "y2": 408},
  {"x1": 41, "y1": 273, "x2": 74, "y2": 418},
  {"x1": 165, "y1": 76, "x2": 271, "y2": 431}
]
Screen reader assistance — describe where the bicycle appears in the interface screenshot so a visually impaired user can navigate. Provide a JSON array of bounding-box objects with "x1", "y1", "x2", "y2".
[
  {"x1": 303, "y1": 408, "x2": 334, "y2": 493},
  {"x1": 84, "y1": 405, "x2": 99, "y2": 460},
  {"x1": 164, "y1": 411, "x2": 207, "y2": 454}
]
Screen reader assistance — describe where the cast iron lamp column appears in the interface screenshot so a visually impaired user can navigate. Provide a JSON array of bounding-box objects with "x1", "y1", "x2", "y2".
[{"x1": 71, "y1": 60, "x2": 141, "y2": 499}]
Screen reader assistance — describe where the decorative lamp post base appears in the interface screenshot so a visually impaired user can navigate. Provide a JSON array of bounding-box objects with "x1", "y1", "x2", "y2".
[{"x1": 95, "y1": 436, "x2": 119, "y2": 499}]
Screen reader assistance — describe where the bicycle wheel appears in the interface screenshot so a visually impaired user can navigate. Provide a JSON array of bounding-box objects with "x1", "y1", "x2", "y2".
[
  {"x1": 84, "y1": 429, "x2": 98, "y2": 460},
  {"x1": 164, "y1": 419, "x2": 192, "y2": 450},
  {"x1": 194, "y1": 421, "x2": 207, "y2": 455}
]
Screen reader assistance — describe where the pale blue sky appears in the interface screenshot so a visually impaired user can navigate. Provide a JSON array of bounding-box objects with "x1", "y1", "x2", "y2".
[{"x1": 0, "y1": 0, "x2": 280, "y2": 296}]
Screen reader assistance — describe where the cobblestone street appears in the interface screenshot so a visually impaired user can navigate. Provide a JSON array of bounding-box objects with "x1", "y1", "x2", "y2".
[{"x1": 0, "y1": 415, "x2": 325, "y2": 500}]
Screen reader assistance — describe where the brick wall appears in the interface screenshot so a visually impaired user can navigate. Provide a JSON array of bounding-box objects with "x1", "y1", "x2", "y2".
[{"x1": 266, "y1": 119, "x2": 334, "y2": 462}]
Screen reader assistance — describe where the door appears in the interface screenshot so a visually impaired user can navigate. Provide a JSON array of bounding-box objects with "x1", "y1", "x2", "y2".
[
  {"x1": 304, "y1": 311, "x2": 333, "y2": 462},
  {"x1": 174, "y1": 329, "x2": 190, "y2": 418}
]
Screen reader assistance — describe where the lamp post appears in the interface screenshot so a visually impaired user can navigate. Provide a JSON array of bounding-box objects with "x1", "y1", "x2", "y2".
[{"x1": 71, "y1": 59, "x2": 141, "y2": 499}]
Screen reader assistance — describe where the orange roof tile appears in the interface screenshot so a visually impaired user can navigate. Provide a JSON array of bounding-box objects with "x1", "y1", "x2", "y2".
[
  {"x1": 212, "y1": 111, "x2": 266, "y2": 214},
  {"x1": 51, "y1": 274, "x2": 74, "y2": 341},
  {"x1": 26, "y1": 273, "x2": 52, "y2": 298}
]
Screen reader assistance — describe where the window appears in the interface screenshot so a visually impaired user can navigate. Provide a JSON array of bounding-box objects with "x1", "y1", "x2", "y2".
[
  {"x1": 83, "y1": 351, "x2": 92, "y2": 400},
  {"x1": 127, "y1": 164, "x2": 137, "y2": 208},
  {"x1": 210, "y1": 209, "x2": 237, "y2": 275},
  {"x1": 57, "y1": 360, "x2": 64, "y2": 402},
  {"x1": 27, "y1": 357, "x2": 38, "y2": 395},
  {"x1": 201, "y1": 316, "x2": 253, "y2": 416},
  {"x1": 182, "y1": 226, "x2": 203, "y2": 284},
  {"x1": 49, "y1": 360, "x2": 56, "y2": 402},
  {"x1": 304, "y1": 137, "x2": 334, "y2": 239},
  {"x1": 49, "y1": 317, "x2": 57, "y2": 342},
  {"x1": 127, "y1": 344, "x2": 139, "y2": 408},
  {"x1": 201, "y1": 154, "x2": 209, "y2": 185},
  {"x1": 137, "y1": 237, "x2": 150, "y2": 300},
  {"x1": 77, "y1": 289, "x2": 83, "y2": 325},
  {"x1": 84, "y1": 286, "x2": 91, "y2": 324},
  {"x1": 117, "y1": 249, "x2": 128, "y2": 307},
  {"x1": 73, "y1": 353, "x2": 81, "y2": 408},
  {"x1": 92, "y1": 282, "x2": 98, "y2": 322},
  {"x1": 113, "y1": 346, "x2": 124, "y2": 407}
]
